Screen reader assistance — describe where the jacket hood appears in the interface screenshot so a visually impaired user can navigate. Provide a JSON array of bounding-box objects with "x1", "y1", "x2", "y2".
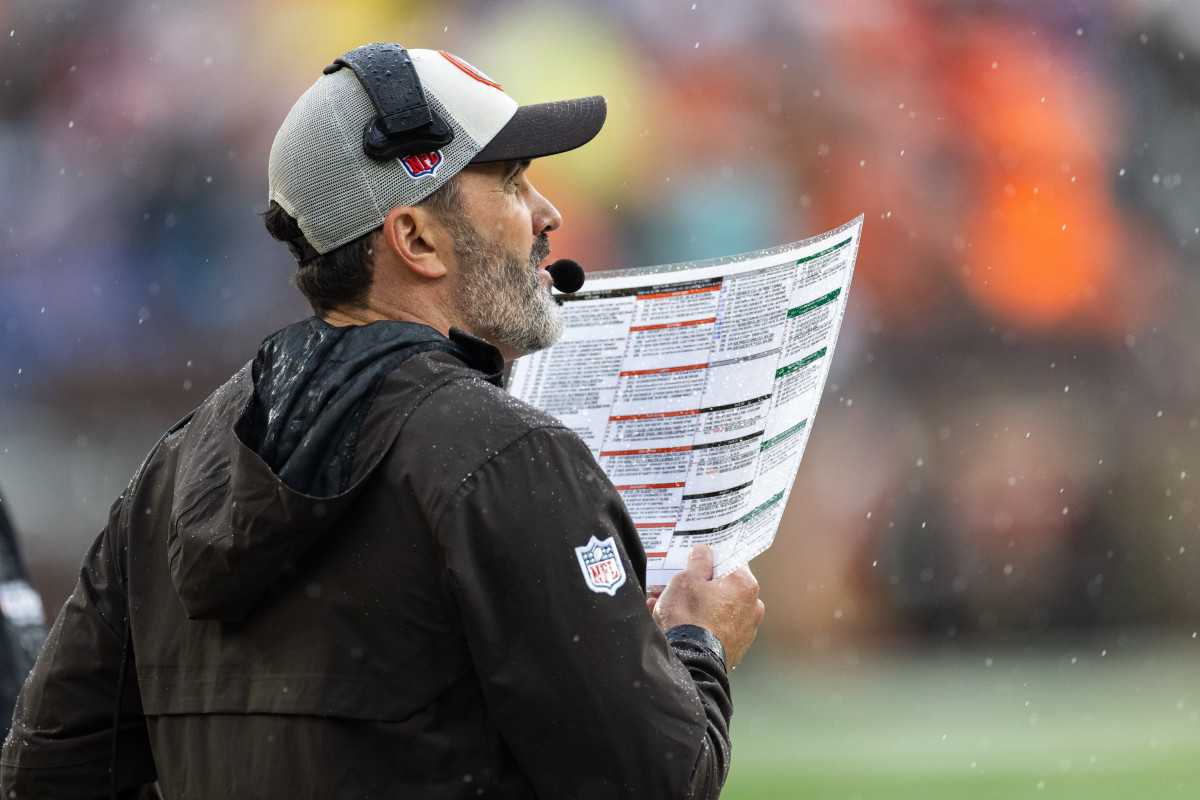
[{"x1": 166, "y1": 318, "x2": 503, "y2": 621}]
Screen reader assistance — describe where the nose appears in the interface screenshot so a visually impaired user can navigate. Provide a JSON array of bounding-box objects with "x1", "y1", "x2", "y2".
[{"x1": 529, "y1": 181, "x2": 562, "y2": 235}]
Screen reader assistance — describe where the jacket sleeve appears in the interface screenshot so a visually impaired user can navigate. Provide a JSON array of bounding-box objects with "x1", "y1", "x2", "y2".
[
  {"x1": 433, "y1": 424, "x2": 734, "y2": 799},
  {"x1": 1, "y1": 495, "x2": 158, "y2": 799}
]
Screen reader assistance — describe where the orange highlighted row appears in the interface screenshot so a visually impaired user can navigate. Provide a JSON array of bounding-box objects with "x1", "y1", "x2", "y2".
[
  {"x1": 609, "y1": 409, "x2": 699, "y2": 421},
  {"x1": 638, "y1": 284, "x2": 721, "y2": 301},
  {"x1": 599, "y1": 445, "x2": 692, "y2": 457},
  {"x1": 614, "y1": 482, "x2": 687, "y2": 491},
  {"x1": 619, "y1": 363, "x2": 707, "y2": 377},
  {"x1": 629, "y1": 317, "x2": 717, "y2": 332}
]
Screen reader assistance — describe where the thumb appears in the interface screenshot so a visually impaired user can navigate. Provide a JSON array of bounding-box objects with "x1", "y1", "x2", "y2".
[{"x1": 684, "y1": 543, "x2": 715, "y2": 581}]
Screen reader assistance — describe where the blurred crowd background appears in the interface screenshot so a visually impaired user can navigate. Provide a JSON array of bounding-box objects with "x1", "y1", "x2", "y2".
[{"x1": 2, "y1": 0, "x2": 1199, "y2": 654}]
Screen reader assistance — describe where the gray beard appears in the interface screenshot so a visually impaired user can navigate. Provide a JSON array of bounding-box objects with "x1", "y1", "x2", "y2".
[{"x1": 451, "y1": 220, "x2": 564, "y2": 357}]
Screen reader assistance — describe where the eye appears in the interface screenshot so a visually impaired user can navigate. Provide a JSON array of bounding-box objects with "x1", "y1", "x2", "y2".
[{"x1": 505, "y1": 160, "x2": 532, "y2": 188}]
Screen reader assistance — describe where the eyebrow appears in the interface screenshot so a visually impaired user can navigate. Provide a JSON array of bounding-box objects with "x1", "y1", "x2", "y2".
[{"x1": 504, "y1": 159, "x2": 532, "y2": 181}]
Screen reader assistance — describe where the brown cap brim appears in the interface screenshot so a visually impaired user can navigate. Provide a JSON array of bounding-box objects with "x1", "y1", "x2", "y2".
[{"x1": 470, "y1": 95, "x2": 607, "y2": 164}]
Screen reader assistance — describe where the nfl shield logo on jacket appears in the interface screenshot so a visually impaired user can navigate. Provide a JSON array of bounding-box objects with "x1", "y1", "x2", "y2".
[{"x1": 574, "y1": 536, "x2": 627, "y2": 596}]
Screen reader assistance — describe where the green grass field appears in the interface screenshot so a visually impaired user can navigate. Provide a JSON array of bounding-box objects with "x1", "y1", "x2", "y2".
[{"x1": 721, "y1": 632, "x2": 1200, "y2": 799}]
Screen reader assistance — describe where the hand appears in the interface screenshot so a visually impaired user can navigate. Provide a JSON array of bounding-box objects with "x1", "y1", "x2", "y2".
[{"x1": 647, "y1": 544, "x2": 765, "y2": 669}]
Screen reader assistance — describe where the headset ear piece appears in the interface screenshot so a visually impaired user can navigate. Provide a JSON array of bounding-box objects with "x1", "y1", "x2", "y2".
[
  {"x1": 362, "y1": 113, "x2": 454, "y2": 161},
  {"x1": 332, "y1": 43, "x2": 458, "y2": 162}
]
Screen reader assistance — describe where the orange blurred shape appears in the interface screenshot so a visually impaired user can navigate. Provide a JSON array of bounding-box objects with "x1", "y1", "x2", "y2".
[
  {"x1": 962, "y1": 169, "x2": 1121, "y2": 332},
  {"x1": 945, "y1": 23, "x2": 1127, "y2": 334}
]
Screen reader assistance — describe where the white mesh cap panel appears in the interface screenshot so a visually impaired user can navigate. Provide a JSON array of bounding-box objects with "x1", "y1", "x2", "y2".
[
  {"x1": 268, "y1": 70, "x2": 384, "y2": 254},
  {"x1": 267, "y1": 49, "x2": 518, "y2": 255}
]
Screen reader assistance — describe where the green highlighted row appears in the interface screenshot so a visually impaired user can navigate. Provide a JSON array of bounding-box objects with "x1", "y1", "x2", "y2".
[
  {"x1": 787, "y1": 287, "x2": 841, "y2": 319},
  {"x1": 741, "y1": 491, "x2": 785, "y2": 523},
  {"x1": 795, "y1": 236, "x2": 851, "y2": 265},
  {"x1": 760, "y1": 419, "x2": 807, "y2": 452},
  {"x1": 775, "y1": 347, "x2": 827, "y2": 378}
]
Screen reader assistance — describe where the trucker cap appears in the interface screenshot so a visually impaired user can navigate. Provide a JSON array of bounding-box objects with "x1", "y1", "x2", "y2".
[{"x1": 268, "y1": 44, "x2": 607, "y2": 256}]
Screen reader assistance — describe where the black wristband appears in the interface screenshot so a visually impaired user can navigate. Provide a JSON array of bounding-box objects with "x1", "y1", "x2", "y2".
[{"x1": 665, "y1": 624, "x2": 728, "y2": 673}]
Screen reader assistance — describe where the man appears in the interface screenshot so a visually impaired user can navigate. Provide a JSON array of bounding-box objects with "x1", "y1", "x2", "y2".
[{"x1": 2, "y1": 44, "x2": 764, "y2": 799}]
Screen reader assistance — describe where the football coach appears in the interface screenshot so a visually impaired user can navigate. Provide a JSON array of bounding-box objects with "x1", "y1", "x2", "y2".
[{"x1": 2, "y1": 44, "x2": 764, "y2": 799}]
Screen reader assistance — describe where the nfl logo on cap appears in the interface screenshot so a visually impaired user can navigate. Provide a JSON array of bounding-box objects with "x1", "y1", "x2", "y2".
[
  {"x1": 574, "y1": 536, "x2": 627, "y2": 596},
  {"x1": 400, "y1": 151, "x2": 442, "y2": 179}
]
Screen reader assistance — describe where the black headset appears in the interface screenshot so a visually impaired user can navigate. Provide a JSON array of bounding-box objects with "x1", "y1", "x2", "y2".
[{"x1": 323, "y1": 43, "x2": 456, "y2": 161}]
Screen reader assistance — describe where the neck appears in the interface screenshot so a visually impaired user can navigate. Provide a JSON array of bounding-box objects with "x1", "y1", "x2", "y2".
[{"x1": 322, "y1": 301, "x2": 448, "y2": 333}]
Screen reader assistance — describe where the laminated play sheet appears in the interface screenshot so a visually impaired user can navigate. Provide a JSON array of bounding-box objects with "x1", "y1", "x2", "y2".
[{"x1": 508, "y1": 216, "x2": 863, "y2": 585}]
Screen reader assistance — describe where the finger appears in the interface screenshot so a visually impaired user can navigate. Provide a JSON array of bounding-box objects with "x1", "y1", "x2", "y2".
[
  {"x1": 646, "y1": 596, "x2": 657, "y2": 613},
  {"x1": 685, "y1": 543, "x2": 714, "y2": 580},
  {"x1": 722, "y1": 565, "x2": 759, "y2": 593}
]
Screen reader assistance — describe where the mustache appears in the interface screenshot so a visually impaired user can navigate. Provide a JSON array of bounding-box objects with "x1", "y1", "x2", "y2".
[{"x1": 529, "y1": 234, "x2": 551, "y2": 268}]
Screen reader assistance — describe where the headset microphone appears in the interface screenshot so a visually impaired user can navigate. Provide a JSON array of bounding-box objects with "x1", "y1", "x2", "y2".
[{"x1": 546, "y1": 259, "x2": 586, "y2": 293}]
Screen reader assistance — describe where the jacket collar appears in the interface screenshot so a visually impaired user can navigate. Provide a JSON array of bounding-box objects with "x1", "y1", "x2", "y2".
[{"x1": 446, "y1": 326, "x2": 505, "y2": 385}]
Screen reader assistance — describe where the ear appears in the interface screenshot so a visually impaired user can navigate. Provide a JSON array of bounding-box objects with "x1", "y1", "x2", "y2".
[{"x1": 381, "y1": 205, "x2": 449, "y2": 280}]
